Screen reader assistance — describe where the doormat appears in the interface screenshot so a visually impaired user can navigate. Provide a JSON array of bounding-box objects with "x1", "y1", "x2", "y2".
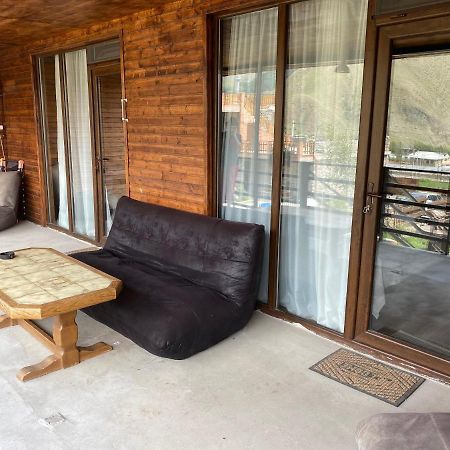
[{"x1": 310, "y1": 349, "x2": 425, "y2": 407}]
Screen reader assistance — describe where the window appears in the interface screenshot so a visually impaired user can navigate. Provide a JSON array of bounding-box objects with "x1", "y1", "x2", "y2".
[{"x1": 216, "y1": 0, "x2": 368, "y2": 332}]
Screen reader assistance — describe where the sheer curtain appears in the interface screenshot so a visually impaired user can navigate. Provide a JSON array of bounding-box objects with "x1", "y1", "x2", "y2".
[
  {"x1": 55, "y1": 55, "x2": 69, "y2": 229},
  {"x1": 278, "y1": 0, "x2": 367, "y2": 331},
  {"x1": 220, "y1": 8, "x2": 278, "y2": 301},
  {"x1": 65, "y1": 49, "x2": 95, "y2": 238}
]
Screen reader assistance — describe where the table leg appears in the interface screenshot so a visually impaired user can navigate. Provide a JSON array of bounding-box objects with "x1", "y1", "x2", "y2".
[
  {"x1": 17, "y1": 311, "x2": 80, "y2": 382},
  {"x1": 79, "y1": 342, "x2": 113, "y2": 362},
  {"x1": 0, "y1": 315, "x2": 17, "y2": 329}
]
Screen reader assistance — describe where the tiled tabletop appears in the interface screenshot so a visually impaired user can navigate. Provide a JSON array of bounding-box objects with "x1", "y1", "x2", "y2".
[{"x1": 0, "y1": 248, "x2": 112, "y2": 306}]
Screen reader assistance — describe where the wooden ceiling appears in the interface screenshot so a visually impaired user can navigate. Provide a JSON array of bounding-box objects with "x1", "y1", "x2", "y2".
[{"x1": 0, "y1": 0, "x2": 167, "y2": 49}]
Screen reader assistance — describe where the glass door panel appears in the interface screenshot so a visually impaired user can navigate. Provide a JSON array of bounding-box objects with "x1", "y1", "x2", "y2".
[
  {"x1": 92, "y1": 66, "x2": 126, "y2": 239},
  {"x1": 370, "y1": 49, "x2": 450, "y2": 358},
  {"x1": 277, "y1": 0, "x2": 368, "y2": 331},
  {"x1": 219, "y1": 8, "x2": 278, "y2": 302}
]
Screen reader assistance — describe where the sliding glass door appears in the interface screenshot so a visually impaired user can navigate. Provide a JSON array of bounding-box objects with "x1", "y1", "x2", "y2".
[
  {"x1": 217, "y1": 0, "x2": 368, "y2": 332},
  {"x1": 38, "y1": 50, "x2": 96, "y2": 239},
  {"x1": 37, "y1": 40, "x2": 125, "y2": 243},
  {"x1": 354, "y1": 15, "x2": 450, "y2": 375},
  {"x1": 278, "y1": 0, "x2": 367, "y2": 331}
]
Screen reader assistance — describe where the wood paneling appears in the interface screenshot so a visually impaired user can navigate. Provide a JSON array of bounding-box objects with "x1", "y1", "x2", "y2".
[
  {"x1": 0, "y1": 0, "x2": 168, "y2": 47},
  {"x1": 0, "y1": 0, "x2": 275, "y2": 224}
]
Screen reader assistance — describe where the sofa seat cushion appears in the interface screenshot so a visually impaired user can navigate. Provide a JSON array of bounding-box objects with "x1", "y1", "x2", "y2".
[{"x1": 74, "y1": 249, "x2": 251, "y2": 360}]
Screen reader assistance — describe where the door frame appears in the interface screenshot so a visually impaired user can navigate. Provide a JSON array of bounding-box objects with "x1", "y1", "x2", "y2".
[{"x1": 354, "y1": 15, "x2": 450, "y2": 377}]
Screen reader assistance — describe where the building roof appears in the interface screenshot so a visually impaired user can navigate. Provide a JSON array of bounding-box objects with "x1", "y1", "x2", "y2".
[{"x1": 406, "y1": 151, "x2": 449, "y2": 161}]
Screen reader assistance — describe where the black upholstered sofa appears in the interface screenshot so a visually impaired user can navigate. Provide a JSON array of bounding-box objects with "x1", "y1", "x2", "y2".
[{"x1": 73, "y1": 197, "x2": 265, "y2": 360}]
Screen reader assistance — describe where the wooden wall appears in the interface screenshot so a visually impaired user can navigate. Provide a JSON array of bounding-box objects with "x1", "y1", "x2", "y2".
[{"x1": 0, "y1": 0, "x2": 268, "y2": 224}]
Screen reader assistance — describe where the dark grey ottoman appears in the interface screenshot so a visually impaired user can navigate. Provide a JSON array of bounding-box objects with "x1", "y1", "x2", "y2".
[{"x1": 356, "y1": 413, "x2": 450, "y2": 450}]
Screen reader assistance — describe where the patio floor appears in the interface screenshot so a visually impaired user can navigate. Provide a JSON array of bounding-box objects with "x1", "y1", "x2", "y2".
[
  {"x1": 0, "y1": 221, "x2": 96, "y2": 254},
  {"x1": 1, "y1": 222, "x2": 450, "y2": 450}
]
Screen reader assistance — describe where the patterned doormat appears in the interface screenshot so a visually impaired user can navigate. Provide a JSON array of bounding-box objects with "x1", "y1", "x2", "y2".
[{"x1": 310, "y1": 349, "x2": 425, "y2": 406}]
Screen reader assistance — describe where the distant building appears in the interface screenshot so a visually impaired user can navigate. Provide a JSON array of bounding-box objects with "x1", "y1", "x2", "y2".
[{"x1": 405, "y1": 151, "x2": 450, "y2": 169}]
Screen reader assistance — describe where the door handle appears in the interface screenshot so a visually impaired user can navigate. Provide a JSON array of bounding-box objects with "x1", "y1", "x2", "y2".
[
  {"x1": 121, "y1": 98, "x2": 128, "y2": 122},
  {"x1": 363, "y1": 183, "x2": 382, "y2": 215},
  {"x1": 95, "y1": 158, "x2": 109, "y2": 171}
]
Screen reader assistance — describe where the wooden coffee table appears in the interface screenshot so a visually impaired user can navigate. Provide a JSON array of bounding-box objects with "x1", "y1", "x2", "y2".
[{"x1": 0, "y1": 248, "x2": 122, "y2": 382}]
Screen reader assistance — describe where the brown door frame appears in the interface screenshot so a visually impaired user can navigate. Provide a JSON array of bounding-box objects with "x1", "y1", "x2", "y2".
[{"x1": 354, "y1": 15, "x2": 450, "y2": 377}]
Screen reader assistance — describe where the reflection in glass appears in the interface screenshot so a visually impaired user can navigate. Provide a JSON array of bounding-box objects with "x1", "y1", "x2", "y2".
[
  {"x1": 371, "y1": 50, "x2": 450, "y2": 358},
  {"x1": 219, "y1": 8, "x2": 278, "y2": 302},
  {"x1": 96, "y1": 71, "x2": 127, "y2": 236},
  {"x1": 278, "y1": 0, "x2": 368, "y2": 331}
]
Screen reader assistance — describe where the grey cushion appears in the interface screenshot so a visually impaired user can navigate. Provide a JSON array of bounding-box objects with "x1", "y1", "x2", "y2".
[
  {"x1": 0, "y1": 171, "x2": 21, "y2": 231},
  {"x1": 356, "y1": 413, "x2": 450, "y2": 450}
]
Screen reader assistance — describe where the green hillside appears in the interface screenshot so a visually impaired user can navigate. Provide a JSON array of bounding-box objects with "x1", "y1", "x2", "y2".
[
  {"x1": 388, "y1": 53, "x2": 450, "y2": 154},
  {"x1": 284, "y1": 52, "x2": 450, "y2": 156}
]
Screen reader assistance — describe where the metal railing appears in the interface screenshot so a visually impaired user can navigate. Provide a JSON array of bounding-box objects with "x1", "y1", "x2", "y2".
[
  {"x1": 224, "y1": 155, "x2": 356, "y2": 214},
  {"x1": 223, "y1": 156, "x2": 450, "y2": 253},
  {"x1": 380, "y1": 166, "x2": 450, "y2": 254}
]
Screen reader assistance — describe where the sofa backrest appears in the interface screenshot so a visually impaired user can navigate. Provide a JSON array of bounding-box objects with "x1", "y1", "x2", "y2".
[{"x1": 105, "y1": 197, "x2": 265, "y2": 307}]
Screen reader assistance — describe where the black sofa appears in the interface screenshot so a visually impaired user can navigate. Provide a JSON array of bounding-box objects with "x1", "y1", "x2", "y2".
[
  {"x1": 73, "y1": 197, "x2": 265, "y2": 360},
  {"x1": 0, "y1": 171, "x2": 21, "y2": 231}
]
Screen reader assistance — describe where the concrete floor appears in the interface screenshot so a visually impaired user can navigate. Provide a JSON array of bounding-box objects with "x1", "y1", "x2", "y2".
[
  {"x1": 1, "y1": 222, "x2": 450, "y2": 450},
  {"x1": 0, "y1": 221, "x2": 96, "y2": 254}
]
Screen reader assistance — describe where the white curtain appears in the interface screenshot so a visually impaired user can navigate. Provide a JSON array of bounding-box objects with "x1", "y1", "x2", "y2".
[
  {"x1": 278, "y1": 0, "x2": 368, "y2": 332},
  {"x1": 65, "y1": 50, "x2": 95, "y2": 238},
  {"x1": 220, "y1": 8, "x2": 278, "y2": 302},
  {"x1": 55, "y1": 55, "x2": 69, "y2": 230}
]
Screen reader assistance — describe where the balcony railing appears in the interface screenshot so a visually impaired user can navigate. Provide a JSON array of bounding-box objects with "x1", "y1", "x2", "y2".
[
  {"x1": 224, "y1": 155, "x2": 356, "y2": 215},
  {"x1": 380, "y1": 166, "x2": 450, "y2": 255},
  {"x1": 223, "y1": 156, "x2": 450, "y2": 254}
]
